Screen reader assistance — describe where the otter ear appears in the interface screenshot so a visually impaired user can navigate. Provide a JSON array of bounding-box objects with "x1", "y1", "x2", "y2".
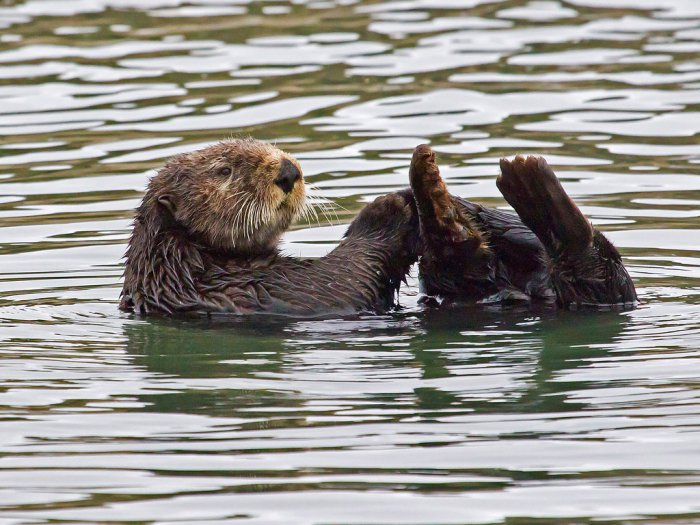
[{"x1": 157, "y1": 194, "x2": 177, "y2": 216}]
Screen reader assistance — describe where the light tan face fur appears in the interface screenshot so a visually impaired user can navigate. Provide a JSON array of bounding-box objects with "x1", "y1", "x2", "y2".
[{"x1": 149, "y1": 138, "x2": 306, "y2": 256}]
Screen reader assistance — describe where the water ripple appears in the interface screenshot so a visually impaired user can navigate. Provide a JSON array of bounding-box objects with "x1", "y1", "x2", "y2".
[{"x1": 0, "y1": 0, "x2": 699, "y2": 523}]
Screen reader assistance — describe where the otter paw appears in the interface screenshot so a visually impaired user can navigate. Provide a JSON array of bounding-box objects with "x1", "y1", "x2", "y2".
[
  {"x1": 409, "y1": 144, "x2": 457, "y2": 239},
  {"x1": 407, "y1": 145, "x2": 495, "y2": 300},
  {"x1": 408, "y1": 144, "x2": 487, "y2": 251},
  {"x1": 497, "y1": 155, "x2": 592, "y2": 255},
  {"x1": 346, "y1": 189, "x2": 417, "y2": 241}
]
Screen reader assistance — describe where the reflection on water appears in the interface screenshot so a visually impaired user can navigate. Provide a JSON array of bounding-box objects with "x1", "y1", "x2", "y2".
[{"x1": 1, "y1": 0, "x2": 700, "y2": 523}]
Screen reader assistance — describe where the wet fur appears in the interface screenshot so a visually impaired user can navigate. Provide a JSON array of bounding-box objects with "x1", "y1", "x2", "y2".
[
  {"x1": 410, "y1": 146, "x2": 637, "y2": 309},
  {"x1": 410, "y1": 145, "x2": 496, "y2": 300},
  {"x1": 120, "y1": 139, "x2": 420, "y2": 316}
]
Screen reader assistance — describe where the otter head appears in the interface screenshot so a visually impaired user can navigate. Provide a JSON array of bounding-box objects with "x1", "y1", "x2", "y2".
[{"x1": 143, "y1": 138, "x2": 306, "y2": 257}]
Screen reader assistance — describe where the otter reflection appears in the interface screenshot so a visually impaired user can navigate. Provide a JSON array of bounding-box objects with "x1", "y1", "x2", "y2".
[
  {"x1": 415, "y1": 306, "x2": 633, "y2": 413},
  {"x1": 120, "y1": 139, "x2": 636, "y2": 317},
  {"x1": 125, "y1": 308, "x2": 631, "y2": 416}
]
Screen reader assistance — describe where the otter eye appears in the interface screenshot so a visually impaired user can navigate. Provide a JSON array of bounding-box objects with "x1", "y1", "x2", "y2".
[{"x1": 220, "y1": 167, "x2": 231, "y2": 177}]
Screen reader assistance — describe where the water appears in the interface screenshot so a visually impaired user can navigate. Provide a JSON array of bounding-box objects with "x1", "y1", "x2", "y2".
[{"x1": 1, "y1": 0, "x2": 700, "y2": 522}]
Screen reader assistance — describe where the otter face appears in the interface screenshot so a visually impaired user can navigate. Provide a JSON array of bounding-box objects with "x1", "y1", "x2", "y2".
[{"x1": 147, "y1": 138, "x2": 306, "y2": 256}]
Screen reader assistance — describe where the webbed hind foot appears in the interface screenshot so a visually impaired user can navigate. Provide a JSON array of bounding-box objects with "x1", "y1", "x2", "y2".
[
  {"x1": 497, "y1": 155, "x2": 592, "y2": 256},
  {"x1": 496, "y1": 155, "x2": 637, "y2": 308}
]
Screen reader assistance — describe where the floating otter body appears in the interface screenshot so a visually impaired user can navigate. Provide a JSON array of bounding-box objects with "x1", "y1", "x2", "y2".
[
  {"x1": 120, "y1": 139, "x2": 636, "y2": 317},
  {"x1": 120, "y1": 139, "x2": 419, "y2": 316}
]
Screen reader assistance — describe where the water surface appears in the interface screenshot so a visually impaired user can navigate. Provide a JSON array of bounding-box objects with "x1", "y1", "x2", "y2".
[{"x1": 1, "y1": 0, "x2": 700, "y2": 523}]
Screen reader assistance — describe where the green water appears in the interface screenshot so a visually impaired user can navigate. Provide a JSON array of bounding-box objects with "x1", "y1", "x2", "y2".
[{"x1": 1, "y1": 0, "x2": 700, "y2": 523}]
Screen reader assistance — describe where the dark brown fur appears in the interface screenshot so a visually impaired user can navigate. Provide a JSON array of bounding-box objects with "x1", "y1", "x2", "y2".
[
  {"x1": 120, "y1": 139, "x2": 419, "y2": 316},
  {"x1": 410, "y1": 145, "x2": 496, "y2": 300},
  {"x1": 409, "y1": 146, "x2": 637, "y2": 309}
]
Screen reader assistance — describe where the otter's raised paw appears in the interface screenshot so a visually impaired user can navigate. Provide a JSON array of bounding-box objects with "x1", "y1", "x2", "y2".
[
  {"x1": 409, "y1": 145, "x2": 495, "y2": 299},
  {"x1": 344, "y1": 189, "x2": 420, "y2": 257},
  {"x1": 497, "y1": 155, "x2": 593, "y2": 255},
  {"x1": 409, "y1": 144, "x2": 486, "y2": 250}
]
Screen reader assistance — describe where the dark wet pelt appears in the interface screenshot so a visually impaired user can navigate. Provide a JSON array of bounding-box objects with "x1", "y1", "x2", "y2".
[{"x1": 1, "y1": 0, "x2": 700, "y2": 523}]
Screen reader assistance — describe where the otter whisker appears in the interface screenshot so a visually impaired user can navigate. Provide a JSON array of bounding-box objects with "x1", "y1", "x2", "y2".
[
  {"x1": 330, "y1": 200, "x2": 349, "y2": 214},
  {"x1": 309, "y1": 195, "x2": 336, "y2": 226},
  {"x1": 299, "y1": 196, "x2": 321, "y2": 227},
  {"x1": 298, "y1": 201, "x2": 312, "y2": 223},
  {"x1": 230, "y1": 199, "x2": 246, "y2": 247},
  {"x1": 231, "y1": 195, "x2": 247, "y2": 230},
  {"x1": 327, "y1": 202, "x2": 343, "y2": 225},
  {"x1": 240, "y1": 197, "x2": 252, "y2": 241},
  {"x1": 246, "y1": 198, "x2": 258, "y2": 240},
  {"x1": 304, "y1": 194, "x2": 323, "y2": 220},
  {"x1": 252, "y1": 200, "x2": 263, "y2": 238},
  {"x1": 300, "y1": 201, "x2": 318, "y2": 227},
  {"x1": 232, "y1": 194, "x2": 253, "y2": 244},
  {"x1": 304, "y1": 199, "x2": 317, "y2": 221},
  {"x1": 305, "y1": 183, "x2": 342, "y2": 226},
  {"x1": 309, "y1": 199, "x2": 328, "y2": 227}
]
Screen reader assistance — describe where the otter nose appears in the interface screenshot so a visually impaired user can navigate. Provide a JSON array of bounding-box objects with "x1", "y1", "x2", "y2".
[{"x1": 275, "y1": 159, "x2": 301, "y2": 194}]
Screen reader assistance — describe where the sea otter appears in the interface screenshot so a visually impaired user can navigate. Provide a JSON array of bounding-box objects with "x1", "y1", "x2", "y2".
[
  {"x1": 120, "y1": 139, "x2": 636, "y2": 316},
  {"x1": 120, "y1": 138, "x2": 420, "y2": 316}
]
